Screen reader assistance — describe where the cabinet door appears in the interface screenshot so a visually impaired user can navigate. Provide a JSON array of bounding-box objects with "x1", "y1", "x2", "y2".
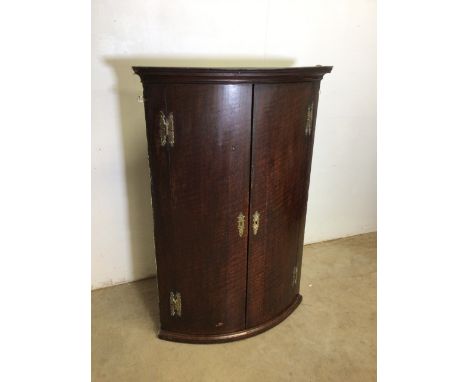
[
  {"x1": 246, "y1": 82, "x2": 318, "y2": 327},
  {"x1": 145, "y1": 84, "x2": 252, "y2": 335}
]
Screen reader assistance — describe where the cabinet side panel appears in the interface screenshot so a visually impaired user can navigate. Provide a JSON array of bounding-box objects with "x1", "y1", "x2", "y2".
[
  {"x1": 294, "y1": 82, "x2": 321, "y2": 295},
  {"x1": 145, "y1": 84, "x2": 252, "y2": 335},
  {"x1": 247, "y1": 82, "x2": 316, "y2": 327}
]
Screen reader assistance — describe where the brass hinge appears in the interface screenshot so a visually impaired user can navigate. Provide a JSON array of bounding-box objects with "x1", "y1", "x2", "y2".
[
  {"x1": 305, "y1": 104, "x2": 314, "y2": 136},
  {"x1": 169, "y1": 291, "x2": 182, "y2": 317},
  {"x1": 252, "y1": 211, "x2": 260, "y2": 235},
  {"x1": 292, "y1": 266, "x2": 298, "y2": 286},
  {"x1": 160, "y1": 111, "x2": 175, "y2": 147},
  {"x1": 237, "y1": 212, "x2": 245, "y2": 237}
]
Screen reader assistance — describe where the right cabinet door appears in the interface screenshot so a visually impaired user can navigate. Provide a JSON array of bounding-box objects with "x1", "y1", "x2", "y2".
[{"x1": 246, "y1": 82, "x2": 319, "y2": 327}]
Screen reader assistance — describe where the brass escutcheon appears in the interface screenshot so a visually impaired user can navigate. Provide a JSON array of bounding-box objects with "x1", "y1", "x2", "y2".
[
  {"x1": 237, "y1": 213, "x2": 245, "y2": 237},
  {"x1": 252, "y1": 211, "x2": 260, "y2": 235}
]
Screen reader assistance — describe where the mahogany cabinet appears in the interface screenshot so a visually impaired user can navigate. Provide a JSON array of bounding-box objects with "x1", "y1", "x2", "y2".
[{"x1": 133, "y1": 67, "x2": 332, "y2": 343}]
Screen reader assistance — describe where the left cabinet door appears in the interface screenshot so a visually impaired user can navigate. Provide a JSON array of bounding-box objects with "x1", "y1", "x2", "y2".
[{"x1": 144, "y1": 84, "x2": 252, "y2": 336}]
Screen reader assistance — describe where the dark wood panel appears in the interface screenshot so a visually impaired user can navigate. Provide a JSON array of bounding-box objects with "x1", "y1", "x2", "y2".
[
  {"x1": 144, "y1": 84, "x2": 252, "y2": 335},
  {"x1": 246, "y1": 82, "x2": 317, "y2": 327}
]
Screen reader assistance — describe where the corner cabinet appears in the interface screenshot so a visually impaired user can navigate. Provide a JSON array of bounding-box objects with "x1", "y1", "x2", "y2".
[{"x1": 133, "y1": 67, "x2": 332, "y2": 343}]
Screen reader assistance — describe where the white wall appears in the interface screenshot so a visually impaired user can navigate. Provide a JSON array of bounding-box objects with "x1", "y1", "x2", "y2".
[{"x1": 92, "y1": 0, "x2": 376, "y2": 289}]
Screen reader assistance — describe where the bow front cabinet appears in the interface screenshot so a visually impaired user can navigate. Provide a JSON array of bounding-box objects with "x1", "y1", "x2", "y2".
[{"x1": 133, "y1": 67, "x2": 332, "y2": 343}]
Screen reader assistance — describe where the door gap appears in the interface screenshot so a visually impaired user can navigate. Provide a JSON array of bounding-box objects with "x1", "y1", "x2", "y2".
[{"x1": 243, "y1": 84, "x2": 255, "y2": 329}]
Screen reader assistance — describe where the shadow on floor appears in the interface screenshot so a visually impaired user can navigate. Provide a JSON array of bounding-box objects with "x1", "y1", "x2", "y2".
[{"x1": 134, "y1": 277, "x2": 161, "y2": 334}]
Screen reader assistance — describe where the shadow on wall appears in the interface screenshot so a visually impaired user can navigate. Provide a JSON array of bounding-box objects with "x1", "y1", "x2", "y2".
[{"x1": 105, "y1": 56, "x2": 295, "y2": 282}]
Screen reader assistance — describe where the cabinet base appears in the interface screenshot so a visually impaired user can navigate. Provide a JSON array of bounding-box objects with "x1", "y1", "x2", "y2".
[{"x1": 158, "y1": 294, "x2": 302, "y2": 344}]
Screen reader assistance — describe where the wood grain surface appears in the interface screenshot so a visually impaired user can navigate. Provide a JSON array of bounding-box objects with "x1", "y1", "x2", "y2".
[
  {"x1": 145, "y1": 84, "x2": 252, "y2": 335},
  {"x1": 246, "y1": 82, "x2": 317, "y2": 328}
]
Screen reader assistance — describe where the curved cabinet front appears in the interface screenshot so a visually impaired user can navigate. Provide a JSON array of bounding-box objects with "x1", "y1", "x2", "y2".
[
  {"x1": 133, "y1": 67, "x2": 332, "y2": 343},
  {"x1": 246, "y1": 82, "x2": 318, "y2": 328}
]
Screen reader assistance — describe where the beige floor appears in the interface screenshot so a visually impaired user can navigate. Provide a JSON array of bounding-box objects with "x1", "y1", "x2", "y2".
[{"x1": 92, "y1": 232, "x2": 376, "y2": 382}]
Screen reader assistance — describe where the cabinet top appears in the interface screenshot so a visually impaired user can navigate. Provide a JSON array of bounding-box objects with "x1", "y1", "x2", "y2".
[{"x1": 132, "y1": 66, "x2": 332, "y2": 84}]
